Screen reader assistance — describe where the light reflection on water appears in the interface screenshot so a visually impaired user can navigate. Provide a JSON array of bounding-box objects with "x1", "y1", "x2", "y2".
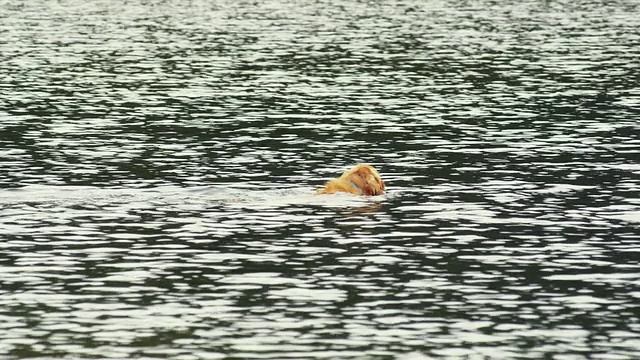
[{"x1": 1, "y1": 0, "x2": 640, "y2": 358}]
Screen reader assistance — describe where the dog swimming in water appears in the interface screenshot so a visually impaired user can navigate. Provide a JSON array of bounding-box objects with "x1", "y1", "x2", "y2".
[{"x1": 316, "y1": 164, "x2": 385, "y2": 196}]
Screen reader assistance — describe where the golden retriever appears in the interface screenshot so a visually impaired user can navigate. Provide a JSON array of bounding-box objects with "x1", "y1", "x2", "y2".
[{"x1": 316, "y1": 164, "x2": 385, "y2": 196}]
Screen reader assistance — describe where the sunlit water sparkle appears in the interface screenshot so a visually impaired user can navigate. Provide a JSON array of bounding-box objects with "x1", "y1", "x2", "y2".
[{"x1": 1, "y1": 0, "x2": 639, "y2": 359}]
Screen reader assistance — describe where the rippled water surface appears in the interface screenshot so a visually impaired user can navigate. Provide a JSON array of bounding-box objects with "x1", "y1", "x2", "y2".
[{"x1": 1, "y1": 0, "x2": 639, "y2": 358}]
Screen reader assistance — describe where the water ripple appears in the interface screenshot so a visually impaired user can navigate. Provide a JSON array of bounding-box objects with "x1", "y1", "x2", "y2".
[{"x1": 1, "y1": 0, "x2": 639, "y2": 358}]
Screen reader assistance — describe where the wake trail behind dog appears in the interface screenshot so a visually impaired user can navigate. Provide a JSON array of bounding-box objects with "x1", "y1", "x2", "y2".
[{"x1": 0, "y1": 185, "x2": 386, "y2": 210}]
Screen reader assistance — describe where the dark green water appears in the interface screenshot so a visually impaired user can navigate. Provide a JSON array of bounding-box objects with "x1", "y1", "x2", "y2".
[{"x1": 1, "y1": 0, "x2": 639, "y2": 358}]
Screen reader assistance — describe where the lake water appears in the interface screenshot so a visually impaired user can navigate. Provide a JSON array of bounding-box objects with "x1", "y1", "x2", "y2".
[{"x1": 1, "y1": 0, "x2": 639, "y2": 358}]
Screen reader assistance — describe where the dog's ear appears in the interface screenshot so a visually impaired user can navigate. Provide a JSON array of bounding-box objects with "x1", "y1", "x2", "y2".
[
  {"x1": 353, "y1": 167, "x2": 384, "y2": 196},
  {"x1": 369, "y1": 177, "x2": 385, "y2": 196}
]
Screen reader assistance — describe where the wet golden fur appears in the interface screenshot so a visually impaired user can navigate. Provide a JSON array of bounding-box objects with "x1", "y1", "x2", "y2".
[{"x1": 316, "y1": 164, "x2": 385, "y2": 196}]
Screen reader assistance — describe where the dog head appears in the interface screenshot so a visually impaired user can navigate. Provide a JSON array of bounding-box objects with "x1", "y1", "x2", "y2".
[{"x1": 317, "y1": 164, "x2": 385, "y2": 196}]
